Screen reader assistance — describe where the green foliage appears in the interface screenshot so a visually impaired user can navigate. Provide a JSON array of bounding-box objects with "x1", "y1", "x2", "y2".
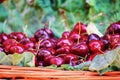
[
  {"x1": 0, "y1": 0, "x2": 120, "y2": 37},
  {"x1": 0, "y1": 52, "x2": 35, "y2": 67}
]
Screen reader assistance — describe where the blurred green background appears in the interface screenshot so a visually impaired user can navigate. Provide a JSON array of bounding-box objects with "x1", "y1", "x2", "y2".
[{"x1": 0, "y1": 0, "x2": 120, "y2": 37}]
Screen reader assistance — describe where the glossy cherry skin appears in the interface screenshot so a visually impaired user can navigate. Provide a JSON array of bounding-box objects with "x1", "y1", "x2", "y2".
[
  {"x1": 37, "y1": 48, "x2": 51, "y2": 61},
  {"x1": 49, "y1": 57, "x2": 64, "y2": 66},
  {"x1": 63, "y1": 53, "x2": 78, "y2": 64},
  {"x1": 0, "y1": 47, "x2": 4, "y2": 52},
  {"x1": 9, "y1": 44, "x2": 25, "y2": 54},
  {"x1": 62, "y1": 31, "x2": 70, "y2": 39},
  {"x1": 55, "y1": 45, "x2": 70, "y2": 55},
  {"x1": 40, "y1": 39, "x2": 56, "y2": 48},
  {"x1": 43, "y1": 27, "x2": 54, "y2": 38},
  {"x1": 19, "y1": 38, "x2": 30, "y2": 44},
  {"x1": 107, "y1": 21, "x2": 120, "y2": 34},
  {"x1": 3, "y1": 39, "x2": 18, "y2": 47},
  {"x1": 106, "y1": 34, "x2": 120, "y2": 49},
  {"x1": 88, "y1": 40, "x2": 104, "y2": 53},
  {"x1": 87, "y1": 53, "x2": 98, "y2": 61},
  {"x1": 71, "y1": 43, "x2": 89, "y2": 57},
  {"x1": 88, "y1": 33, "x2": 100, "y2": 42},
  {"x1": 69, "y1": 31, "x2": 81, "y2": 44},
  {"x1": 0, "y1": 33, "x2": 9, "y2": 44},
  {"x1": 73, "y1": 22, "x2": 87, "y2": 34},
  {"x1": 34, "y1": 29, "x2": 49, "y2": 41},
  {"x1": 43, "y1": 55, "x2": 55, "y2": 66},
  {"x1": 25, "y1": 42, "x2": 35, "y2": 49},
  {"x1": 56, "y1": 38, "x2": 71, "y2": 47},
  {"x1": 9, "y1": 32, "x2": 26, "y2": 41}
]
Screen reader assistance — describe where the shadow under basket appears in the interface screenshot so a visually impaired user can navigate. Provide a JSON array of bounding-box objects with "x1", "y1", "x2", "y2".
[{"x1": 0, "y1": 65, "x2": 120, "y2": 80}]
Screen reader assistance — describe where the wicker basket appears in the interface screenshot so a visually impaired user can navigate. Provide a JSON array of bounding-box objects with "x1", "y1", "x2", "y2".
[{"x1": 0, "y1": 65, "x2": 120, "y2": 80}]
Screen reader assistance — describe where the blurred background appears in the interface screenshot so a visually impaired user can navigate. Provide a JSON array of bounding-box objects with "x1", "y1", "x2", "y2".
[{"x1": 0, "y1": 0, "x2": 120, "y2": 37}]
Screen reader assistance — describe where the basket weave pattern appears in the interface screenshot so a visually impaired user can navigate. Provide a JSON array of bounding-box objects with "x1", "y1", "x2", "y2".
[{"x1": 0, "y1": 65, "x2": 120, "y2": 80}]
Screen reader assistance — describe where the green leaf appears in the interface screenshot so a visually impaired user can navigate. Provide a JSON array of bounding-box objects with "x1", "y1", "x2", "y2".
[
  {"x1": 0, "y1": 54, "x2": 13, "y2": 65},
  {"x1": 12, "y1": 53, "x2": 24, "y2": 66},
  {"x1": 0, "y1": 52, "x2": 6, "y2": 61},
  {"x1": 22, "y1": 52, "x2": 35, "y2": 67},
  {"x1": 57, "y1": 64, "x2": 74, "y2": 70},
  {"x1": 0, "y1": 4, "x2": 8, "y2": 22},
  {"x1": 74, "y1": 61, "x2": 91, "y2": 70},
  {"x1": 89, "y1": 46, "x2": 120, "y2": 75}
]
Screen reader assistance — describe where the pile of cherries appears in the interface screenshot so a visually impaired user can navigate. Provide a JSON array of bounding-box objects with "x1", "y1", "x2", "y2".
[{"x1": 0, "y1": 21, "x2": 120, "y2": 67}]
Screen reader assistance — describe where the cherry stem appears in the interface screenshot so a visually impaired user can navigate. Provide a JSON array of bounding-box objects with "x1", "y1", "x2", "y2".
[
  {"x1": 77, "y1": 22, "x2": 81, "y2": 44},
  {"x1": 36, "y1": 39, "x2": 43, "y2": 54}
]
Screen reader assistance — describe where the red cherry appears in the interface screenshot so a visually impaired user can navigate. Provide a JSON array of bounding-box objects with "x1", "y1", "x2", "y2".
[
  {"x1": 49, "y1": 57, "x2": 64, "y2": 66},
  {"x1": 37, "y1": 48, "x2": 51, "y2": 61},
  {"x1": 34, "y1": 29, "x2": 49, "y2": 41},
  {"x1": 87, "y1": 53, "x2": 98, "y2": 61},
  {"x1": 0, "y1": 33, "x2": 9, "y2": 44},
  {"x1": 3, "y1": 39, "x2": 18, "y2": 47},
  {"x1": 88, "y1": 33, "x2": 100, "y2": 42},
  {"x1": 56, "y1": 38, "x2": 71, "y2": 47},
  {"x1": 73, "y1": 22, "x2": 87, "y2": 34},
  {"x1": 55, "y1": 45, "x2": 70, "y2": 55},
  {"x1": 62, "y1": 31, "x2": 70, "y2": 39},
  {"x1": 71, "y1": 43, "x2": 89, "y2": 57},
  {"x1": 88, "y1": 40, "x2": 104, "y2": 53},
  {"x1": 63, "y1": 54, "x2": 78, "y2": 64},
  {"x1": 43, "y1": 27, "x2": 54, "y2": 38},
  {"x1": 9, "y1": 44, "x2": 25, "y2": 54},
  {"x1": 9, "y1": 32, "x2": 26, "y2": 41},
  {"x1": 43, "y1": 55, "x2": 54, "y2": 66},
  {"x1": 25, "y1": 42, "x2": 35, "y2": 49}
]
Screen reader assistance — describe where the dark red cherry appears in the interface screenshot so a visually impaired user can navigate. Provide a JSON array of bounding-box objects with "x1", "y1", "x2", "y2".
[
  {"x1": 55, "y1": 45, "x2": 70, "y2": 55},
  {"x1": 63, "y1": 53, "x2": 78, "y2": 64},
  {"x1": 73, "y1": 22, "x2": 87, "y2": 34},
  {"x1": 0, "y1": 33, "x2": 9, "y2": 44},
  {"x1": 87, "y1": 53, "x2": 98, "y2": 61},
  {"x1": 37, "y1": 48, "x2": 51, "y2": 61},
  {"x1": 88, "y1": 33, "x2": 100, "y2": 42},
  {"x1": 0, "y1": 0, "x2": 5, "y2": 3},
  {"x1": 27, "y1": 49, "x2": 37, "y2": 55},
  {"x1": 9, "y1": 32, "x2": 26, "y2": 41},
  {"x1": 34, "y1": 29, "x2": 49, "y2": 41},
  {"x1": 43, "y1": 55, "x2": 54, "y2": 66},
  {"x1": 40, "y1": 39, "x2": 55, "y2": 48},
  {"x1": 0, "y1": 47, "x2": 4, "y2": 52},
  {"x1": 56, "y1": 38, "x2": 71, "y2": 47},
  {"x1": 88, "y1": 40, "x2": 104, "y2": 53},
  {"x1": 49, "y1": 57, "x2": 64, "y2": 66},
  {"x1": 71, "y1": 43, "x2": 89, "y2": 57},
  {"x1": 9, "y1": 44, "x2": 25, "y2": 54},
  {"x1": 43, "y1": 27, "x2": 54, "y2": 38},
  {"x1": 25, "y1": 42, "x2": 35, "y2": 49},
  {"x1": 107, "y1": 21, "x2": 120, "y2": 34},
  {"x1": 3, "y1": 39, "x2": 18, "y2": 47},
  {"x1": 62, "y1": 31, "x2": 70, "y2": 39},
  {"x1": 19, "y1": 38, "x2": 30, "y2": 44},
  {"x1": 69, "y1": 31, "x2": 81, "y2": 44}
]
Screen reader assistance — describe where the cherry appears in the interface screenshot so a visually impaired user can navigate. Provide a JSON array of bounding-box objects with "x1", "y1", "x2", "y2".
[
  {"x1": 88, "y1": 33, "x2": 100, "y2": 42},
  {"x1": 107, "y1": 21, "x2": 120, "y2": 34},
  {"x1": 43, "y1": 27, "x2": 54, "y2": 38},
  {"x1": 55, "y1": 45, "x2": 70, "y2": 55},
  {"x1": 19, "y1": 38, "x2": 30, "y2": 44},
  {"x1": 100, "y1": 37, "x2": 109, "y2": 49},
  {"x1": 25, "y1": 42, "x2": 35, "y2": 49},
  {"x1": 88, "y1": 40, "x2": 104, "y2": 53},
  {"x1": 56, "y1": 38, "x2": 71, "y2": 47},
  {"x1": 37, "y1": 48, "x2": 51, "y2": 61},
  {"x1": 63, "y1": 53, "x2": 78, "y2": 64},
  {"x1": 87, "y1": 53, "x2": 98, "y2": 61},
  {"x1": 43, "y1": 55, "x2": 54, "y2": 66},
  {"x1": 49, "y1": 57, "x2": 64, "y2": 66},
  {"x1": 69, "y1": 31, "x2": 81, "y2": 44},
  {"x1": 9, "y1": 44, "x2": 25, "y2": 54},
  {"x1": 29, "y1": 36, "x2": 36, "y2": 43},
  {"x1": 0, "y1": 33, "x2": 9, "y2": 44},
  {"x1": 73, "y1": 22, "x2": 87, "y2": 34},
  {"x1": 71, "y1": 43, "x2": 89, "y2": 57},
  {"x1": 62, "y1": 31, "x2": 70, "y2": 38},
  {"x1": 40, "y1": 39, "x2": 56, "y2": 48},
  {"x1": 3, "y1": 39, "x2": 18, "y2": 47},
  {"x1": 9, "y1": 32, "x2": 26, "y2": 41},
  {"x1": 34, "y1": 29, "x2": 49, "y2": 41}
]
